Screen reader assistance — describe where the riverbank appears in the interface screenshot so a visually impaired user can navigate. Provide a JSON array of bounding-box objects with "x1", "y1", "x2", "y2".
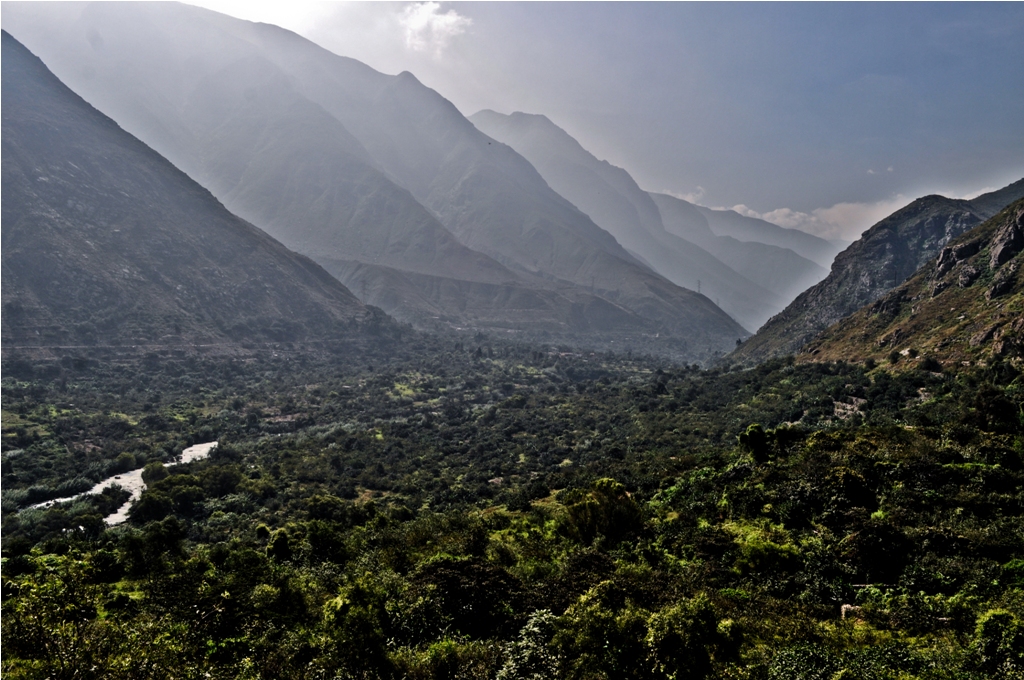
[{"x1": 26, "y1": 441, "x2": 218, "y2": 525}]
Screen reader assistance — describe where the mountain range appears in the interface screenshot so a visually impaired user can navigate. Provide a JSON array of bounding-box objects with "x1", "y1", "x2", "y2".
[
  {"x1": 692, "y1": 205, "x2": 844, "y2": 269},
  {"x1": 9, "y1": 1, "x2": 1000, "y2": 367},
  {"x1": 731, "y1": 179, "x2": 1024, "y2": 364},
  {"x1": 2, "y1": 1, "x2": 754, "y2": 360},
  {"x1": 470, "y1": 111, "x2": 784, "y2": 331},
  {"x1": 469, "y1": 110, "x2": 846, "y2": 330},
  {"x1": 1, "y1": 30, "x2": 372, "y2": 354},
  {"x1": 649, "y1": 192, "x2": 831, "y2": 306}
]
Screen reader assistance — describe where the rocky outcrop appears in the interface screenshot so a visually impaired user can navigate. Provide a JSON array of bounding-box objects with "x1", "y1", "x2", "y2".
[
  {"x1": 936, "y1": 240, "x2": 982, "y2": 276},
  {"x1": 988, "y1": 261, "x2": 1019, "y2": 300},
  {"x1": 958, "y1": 265, "x2": 981, "y2": 288},
  {"x1": 989, "y1": 208, "x2": 1024, "y2": 269},
  {"x1": 799, "y1": 198, "x2": 1024, "y2": 365},
  {"x1": 730, "y1": 183, "x2": 1024, "y2": 365}
]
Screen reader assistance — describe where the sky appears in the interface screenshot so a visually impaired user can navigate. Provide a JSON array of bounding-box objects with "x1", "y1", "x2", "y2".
[{"x1": 184, "y1": 1, "x2": 1024, "y2": 241}]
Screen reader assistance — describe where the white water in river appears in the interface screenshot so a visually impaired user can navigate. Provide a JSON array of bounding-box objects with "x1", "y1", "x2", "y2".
[{"x1": 27, "y1": 441, "x2": 218, "y2": 525}]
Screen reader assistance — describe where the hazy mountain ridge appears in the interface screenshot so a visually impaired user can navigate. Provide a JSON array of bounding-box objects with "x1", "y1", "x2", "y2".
[
  {"x1": 731, "y1": 180, "x2": 1024, "y2": 364},
  {"x1": 0, "y1": 31, "x2": 373, "y2": 353},
  {"x1": 650, "y1": 192, "x2": 829, "y2": 304},
  {"x1": 187, "y1": 10, "x2": 692, "y2": 303},
  {"x1": 695, "y1": 205, "x2": 842, "y2": 268},
  {"x1": 2, "y1": 1, "x2": 748, "y2": 359},
  {"x1": 2, "y1": 3, "x2": 516, "y2": 287},
  {"x1": 470, "y1": 110, "x2": 793, "y2": 331},
  {"x1": 469, "y1": 111, "x2": 667, "y2": 238},
  {"x1": 801, "y1": 199, "x2": 1024, "y2": 365}
]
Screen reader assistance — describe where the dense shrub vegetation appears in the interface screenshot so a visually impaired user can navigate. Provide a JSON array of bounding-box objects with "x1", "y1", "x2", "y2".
[{"x1": 2, "y1": 339, "x2": 1022, "y2": 678}]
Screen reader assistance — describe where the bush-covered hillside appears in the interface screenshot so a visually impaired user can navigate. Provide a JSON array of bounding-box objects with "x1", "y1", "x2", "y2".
[{"x1": 2, "y1": 343, "x2": 1023, "y2": 679}]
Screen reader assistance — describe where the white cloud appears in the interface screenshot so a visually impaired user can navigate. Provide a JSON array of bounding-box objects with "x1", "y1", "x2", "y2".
[
  {"x1": 731, "y1": 196, "x2": 913, "y2": 241},
  {"x1": 400, "y1": 2, "x2": 472, "y2": 57},
  {"x1": 663, "y1": 186, "x2": 706, "y2": 204},
  {"x1": 183, "y1": 2, "x2": 471, "y2": 68}
]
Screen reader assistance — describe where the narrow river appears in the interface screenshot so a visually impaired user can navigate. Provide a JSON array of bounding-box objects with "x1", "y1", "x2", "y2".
[{"x1": 27, "y1": 441, "x2": 218, "y2": 525}]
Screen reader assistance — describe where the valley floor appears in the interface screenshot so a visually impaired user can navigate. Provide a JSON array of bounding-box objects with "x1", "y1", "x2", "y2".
[{"x1": 2, "y1": 340, "x2": 1022, "y2": 679}]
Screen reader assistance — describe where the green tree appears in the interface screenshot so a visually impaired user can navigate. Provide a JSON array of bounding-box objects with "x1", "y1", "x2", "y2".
[
  {"x1": 497, "y1": 609, "x2": 559, "y2": 680},
  {"x1": 559, "y1": 478, "x2": 643, "y2": 546}
]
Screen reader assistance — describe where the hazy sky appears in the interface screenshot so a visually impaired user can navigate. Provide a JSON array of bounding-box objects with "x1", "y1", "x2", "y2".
[{"x1": 185, "y1": 1, "x2": 1024, "y2": 240}]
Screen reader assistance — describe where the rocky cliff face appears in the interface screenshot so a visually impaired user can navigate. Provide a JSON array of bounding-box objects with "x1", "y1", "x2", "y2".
[
  {"x1": 731, "y1": 181, "x2": 1024, "y2": 364},
  {"x1": 801, "y1": 199, "x2": 1024, "y2": 365}
]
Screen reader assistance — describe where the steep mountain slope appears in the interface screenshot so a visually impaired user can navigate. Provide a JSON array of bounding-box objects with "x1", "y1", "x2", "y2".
[
  {"x1": 0, "y1": 3, "x2": 548, "y2": 320},
  {"x1": 184, "y1": 64, "x2": 511, "y2": 286},
  {"x1": 470, "y1": 110, "x2": 788, "y2": 331},
  {"x1": 695, "y1": 205, "x2": 842, "y2": 268},
  {"x1": 229, "y1": 15, "x2": 744, "y2": 346},
  {"x1": 0, "y1": 31, "x2": 371, "y2": 352},
  {"x1": 468, "y1": 111, "x2": 667, "y2": 245},
  {"x1": 802, "y1": 199, "x2": 1024, "y2": 365},
  {"x1": 651, "y1": 192, "x2": 828, "y2": 303},
  {"x1": 1, "y1": 2, "x2": 748, "y2": 358},
  {"x1": 964, "y1": 180, "x2": 1024, "y2": 218},
  {"x1": 732, "y1": 181, "x2": 1024, "y2": 364}
]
